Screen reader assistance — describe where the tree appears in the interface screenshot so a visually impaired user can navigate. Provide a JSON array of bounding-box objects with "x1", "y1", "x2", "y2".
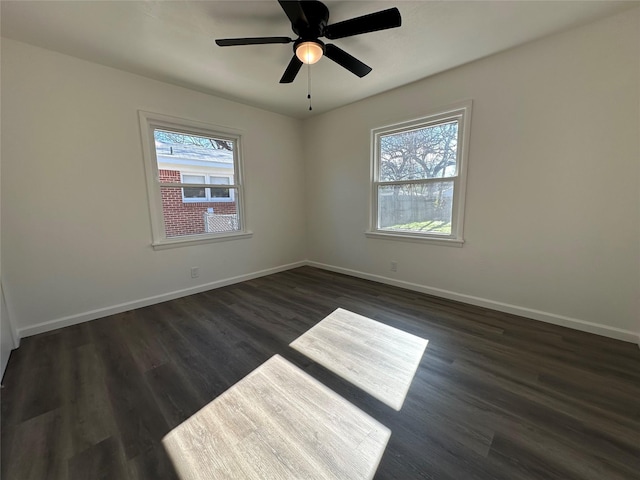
[
  {"x1": 378, "y1": 121, "x2": 458, "y2": 229},
  {"x1": 379, "y1": 121, "x2": 457, "y2": 181},
  {"x1": 154, "y1": 130, "x2": 233, "y2": 151}
]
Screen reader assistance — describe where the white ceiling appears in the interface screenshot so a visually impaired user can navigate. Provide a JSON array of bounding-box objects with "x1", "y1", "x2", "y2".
[{"x1": 1, "y1": 1, "x2": 635, "y2": 118}]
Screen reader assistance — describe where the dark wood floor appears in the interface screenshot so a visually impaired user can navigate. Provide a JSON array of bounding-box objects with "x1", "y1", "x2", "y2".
[{"x1": 2, "y1": 266, "x2": 639, "y2": 480}]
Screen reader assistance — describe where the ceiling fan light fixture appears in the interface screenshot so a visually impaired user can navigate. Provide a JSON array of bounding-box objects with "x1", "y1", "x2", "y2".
[{"x1": 296, "y1": 41, "x2": 323, "y2": 64}]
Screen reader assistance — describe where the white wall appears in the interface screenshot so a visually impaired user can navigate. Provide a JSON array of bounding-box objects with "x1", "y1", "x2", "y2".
[
  {"x1": 302, "y1": 8, "x2": 640, "y2": 342},
  {"x1": 2, "y1": 9, "x2": 639, "y2": 346},
  {"x1": 1, "y1": 35, "x2": 19, "y2": 378},
  {"x1": 1, "y1": 39, "x2": 307, "y2": 338},
  {"x1": 1, "y1": 36, "x2": 20, "y2": 375}
]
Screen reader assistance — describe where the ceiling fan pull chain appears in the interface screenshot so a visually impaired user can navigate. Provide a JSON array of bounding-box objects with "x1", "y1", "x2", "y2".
[{"x1": 307, "y1": 63, "x2": 312, "y2": 111}]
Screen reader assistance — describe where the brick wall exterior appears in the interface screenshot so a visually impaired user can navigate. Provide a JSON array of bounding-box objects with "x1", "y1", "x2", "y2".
[{"x1": 159, "y1": 169, "x2": 237, "y2": 237}]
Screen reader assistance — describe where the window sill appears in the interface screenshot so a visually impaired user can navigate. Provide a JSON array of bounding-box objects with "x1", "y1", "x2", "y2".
[
  {"x1": 182, "y1": 199, "x2": 234, "y2": 204},
  {"x1": 365, "y1": 231, "x2": 464, "y2": 247},
  {"x1": 152, "y1": 231, "x2": 253, "y2": 250}
]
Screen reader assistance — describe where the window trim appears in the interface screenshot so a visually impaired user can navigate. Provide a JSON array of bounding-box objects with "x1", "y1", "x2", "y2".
[
  {"x1": 180, "y1": 173, "x2": 235, "y2": 203},
  {"x1": 138, "y1": 111, "x2": 251, "y2": 249},
  {"x1": 367, "y1": 100, "x2": 472, "y2": 246}
]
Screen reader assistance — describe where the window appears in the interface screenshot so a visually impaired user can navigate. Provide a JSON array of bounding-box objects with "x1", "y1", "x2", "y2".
[
  {"x1": 181, "y1": 174, "x2": 234, "y2": 203},
  {"x1": 368, "y1": 101, "x2": 472, "y2": 246},
  {"x1": 139, "y1": 111, "x2": 251, "y2": 249}
]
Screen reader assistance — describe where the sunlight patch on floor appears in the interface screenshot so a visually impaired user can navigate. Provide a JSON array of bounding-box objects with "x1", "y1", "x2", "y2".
[
  {"x1": 290, "y1": 308, "x2": 428, "y2": 411},
  {"x1": 163, "y1": 355, "x2": 390, "y2": 480}
]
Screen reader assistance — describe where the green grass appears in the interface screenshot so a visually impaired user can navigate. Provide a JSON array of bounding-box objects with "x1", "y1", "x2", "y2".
[{"x1": 384, "y1": 220, "x2": 451, "y2": 234}]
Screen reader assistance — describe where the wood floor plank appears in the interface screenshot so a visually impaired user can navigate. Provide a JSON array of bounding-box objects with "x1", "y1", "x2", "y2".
[
  {"x1": 64, "y1": 343, "x2": 117, "y2": 454},
  {"x1": 15, "y1": 332, "x2": 68, "y2": 424},
  {"x1": 118, "y1": 310, "x2": 170, "y2": 374},
  {"x1": 67, "y1": 436, "x2": 130, "y2": 480},
  {"x1": 89, "y1": 315, "x2": 169, "y2": 461},
  {"x1": 487, "y1": 423, "x2": 637, "y2": 480},
  {"x1": 142, "y1": 361, "x2": 205, "y2": 429},
  {"x1": 127, "y1": 444, "x2": 180, "y2": 480},
  {"x1": 1, "y1": 409, "x2": 71, "y2": 480},
  {"x1": 1, "y1": 266, "x2": 639, "y2": 480}
]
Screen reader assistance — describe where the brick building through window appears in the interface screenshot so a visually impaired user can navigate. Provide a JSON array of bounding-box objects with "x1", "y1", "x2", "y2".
[
  {"x1": 159, "y1": 169, "x2": 237, "y2": 237},
  {"x1": 156, "y1": 137, "x2": 238, "y2": 238}
]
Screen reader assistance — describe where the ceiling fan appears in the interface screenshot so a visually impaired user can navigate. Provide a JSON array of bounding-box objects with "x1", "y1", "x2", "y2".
[{"x1": 215, "y1": 0, "x2": 401, "y2": 83}]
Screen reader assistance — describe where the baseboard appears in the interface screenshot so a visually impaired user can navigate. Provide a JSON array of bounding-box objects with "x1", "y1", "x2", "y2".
[
  {"x1": 17, "y1": 261, "x2": 307, "y2": 339},
  {"x1": 307, "y1": 261, "x2": 640, "y2": 345},
  {"x1": 13, "y1": 259, "x2": 640, "y2": 346}
]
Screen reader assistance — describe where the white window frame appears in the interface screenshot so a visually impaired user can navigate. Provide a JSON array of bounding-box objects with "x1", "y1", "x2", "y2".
[
  {"x1": 366, "y1": 100, "x2": 472, "y2": 247},
  {"x1": 180, "y1": 173, "x2": 235, "y2": 203},
  {"x1": 138, "y1": 111, "x2": 251, "y2": 250}
]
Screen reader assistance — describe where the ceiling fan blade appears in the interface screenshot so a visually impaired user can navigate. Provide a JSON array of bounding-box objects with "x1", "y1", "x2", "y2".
[
  {"x1": 278, "y1": 0, "x2": 309, "y2": 29},
  {"x1": 324, "y1": 7, "x2": 401, "y2": 40},
  {"x1": 280, "y1": 55, "x2": 303, "y2": 83},
  {"x1": 215, "y1": 37, "x2": 293, "y2": 47},
  {"x1": 324, "y1": 44, "x2": 372, "y2": 78}
]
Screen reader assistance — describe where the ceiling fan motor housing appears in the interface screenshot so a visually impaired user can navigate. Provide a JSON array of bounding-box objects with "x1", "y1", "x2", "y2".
[{"x1": 291, "y1": 0, "x2": 329, "y2": 39}]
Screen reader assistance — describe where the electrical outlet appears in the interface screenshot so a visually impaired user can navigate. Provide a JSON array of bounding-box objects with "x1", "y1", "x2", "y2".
[
  {"x1": 390, "y1": 261, "x2": 398, "y2": 272},
  {"x1": 191, "y1": 267, "x2": 200, "y2": 278}
]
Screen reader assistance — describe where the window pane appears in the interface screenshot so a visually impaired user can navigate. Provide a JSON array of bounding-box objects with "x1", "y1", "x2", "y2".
[
  {"x1": 160, "y1": 186, "x2": 239, "y2": 238},
  {"x1": 209, "y1": 187, "x2": 230, "y2": 198},
  {"x1": 153, "y1": 129, "x2": 235, "y2": 169},
  {"x1": 209, "y1": 176, "x2": 230, "y2": 185},
  {"x1": 379, "y1": 121, "x2": 458, "y2": 182},
  {"x1": 378, "y1": 181, "x2": 453, "y2": 235},
  {"x1": 183, "y1": 187, "x2": 206, "y2": 199},
  {"x1": 183, "y1": 174, "x2": 205, "y2": 183}
]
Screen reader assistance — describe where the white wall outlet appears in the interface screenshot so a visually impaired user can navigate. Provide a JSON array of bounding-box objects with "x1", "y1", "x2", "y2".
[
  {"x1": 191, "y1": 267, "x2": 200, "y2": 278},
  {"x1": 390, "y1": 261, "x2": 398, "y2": 272}
]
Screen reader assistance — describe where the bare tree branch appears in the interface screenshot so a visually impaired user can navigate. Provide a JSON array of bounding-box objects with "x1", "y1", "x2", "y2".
[{"x1": 155, "y1": 130, "x2": 233, "y2": 151}]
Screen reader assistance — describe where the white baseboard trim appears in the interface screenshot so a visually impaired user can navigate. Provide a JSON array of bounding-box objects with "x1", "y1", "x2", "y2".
[
  {"x1": 14, "y1": 259, "x2": 640, "y2": 346},
  {"x1": 307, "y1": 261, "x2": 640, "y2": 345},
  {"x1": 17, "y1": 261, "x2": 307, "y2": 339}
]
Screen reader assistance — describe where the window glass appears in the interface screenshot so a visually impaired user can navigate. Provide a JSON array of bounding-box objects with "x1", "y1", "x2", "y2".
[
  {"x1": 377, "y1": 181, "x2": 454, "y2": 235},
  {"x1": 379, "y1": 121, "x2": 458, "y2": 182}
]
